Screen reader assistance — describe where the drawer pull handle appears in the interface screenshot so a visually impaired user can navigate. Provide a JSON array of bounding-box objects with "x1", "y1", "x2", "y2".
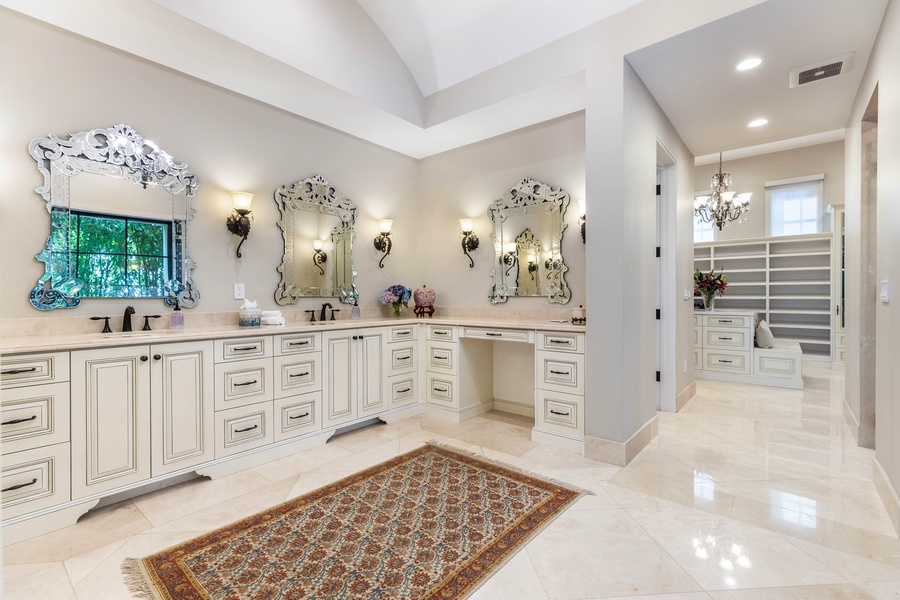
[
  {"x1": 435, "y1": 354, "x2": 449, "y2": 360},
  {"x1": 718, "y1": 360, "x2": 733, "y2": 364},
  {"x1": 548, "y1": 339, "x2": 572, "y2": 345},
  {"x1": 1, "y1": 367, "x2": 38, "y2": 376},
  {"x1": 549, "y1": 410, "x2": 570, "y2": 416},
  {"x1": 434, "y1": 331, "x2": 449, "y2": 336},
  {"x1": 486, "y1": 332, "x2": 501, "y2": 337},
  {"x1": 234, "y1": 424, "x2": 259, "y2": 433},
  {"x1": 2, "y1": 478, "x2": 37, "y2": 493},
  {"x1": 434, "y1": 386, "x2": 449, "y2": 392},
  {"x1": 233, "y1": 345, "x2": 259, "y2": 352},
  {"x1": 1, "y1": 415, "x2": 37, "y2": 426},
  {"x1": 289, "y1": 413, "x2": 310, "y2": 420},
  {"x1": 287, "y1": 341, "x2": 310, "y2": 346},
  {"x1": 550, "y1": 370, "x2": 570, "y2": 375},
  {"x1": 289, "y1": 372, "x2": 310, "y2": 378},
  {"x1": 718, "y1": 337, "x2": 733, "y2": 341},
  {"x1": 234, "y1": 380, "x2": 259, "y2": 387},
  {"x1": 397, "y1": 355, "x2": 410, "y2": 361},
  {"x1": 396, "y1": 330, "x2": 410, "y2": 336},
  {"x1": 718, "y1": 319, "x2": 733, "y2": 323},
  {"x1": 397, "y1": 387, "x2": 411, "y2": 393}
]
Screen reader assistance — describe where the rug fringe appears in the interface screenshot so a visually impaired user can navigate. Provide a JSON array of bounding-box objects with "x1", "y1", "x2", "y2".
[
  {"x1": 425, "y1": 440, "x2": 596, "y2": 497},
  {"x1": 121, "y1": 558, "x2": 160, "y2": 600}
]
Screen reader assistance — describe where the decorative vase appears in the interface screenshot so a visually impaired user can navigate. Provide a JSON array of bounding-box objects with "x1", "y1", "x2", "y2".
[
  {"x1": 702, "y1": 292, "x2": 716, "y2": 310},
  {"x1": 393, "y1": 303, "x2": 402, "y2": 317},
  {"x1": 413, "y1": 284, "x2": 436, "y2": 318}
]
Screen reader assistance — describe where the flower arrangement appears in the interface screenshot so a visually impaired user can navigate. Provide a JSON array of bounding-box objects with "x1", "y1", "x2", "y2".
[
  {"x1": 694, "y1": 268, "x2": 728, "y2": 309},
  {"x1": 380, "y1": 284, "x2": 411, "y2": 316}
]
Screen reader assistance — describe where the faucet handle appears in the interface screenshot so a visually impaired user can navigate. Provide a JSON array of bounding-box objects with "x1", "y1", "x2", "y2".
[
  {"x1": 90, "y1": 316, "x2": 112, "y2": 333},
  {"x1": 330, "y1": 309, "x2": 340, "y2": 321},
  {"x1": 142, "y1": 315, "x2": 162, "y2": 331},
  {"x1": 304, "y1": 309, "x2": 316, "y2": 322}
]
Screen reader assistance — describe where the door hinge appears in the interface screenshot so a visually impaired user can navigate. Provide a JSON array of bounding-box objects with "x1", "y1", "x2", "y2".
[
  {"x1": 656, "y1": 370, "x2": 661, "y2": 382},
  {"x1": 656, "y1": 309, "x2": 660, "y2": 320},
  {"x1": 656, "y1": 246, "x2": 661, "y2": 258},
  {"x1": 656, "y1": 184, "x2": 661, "y2": 196}
]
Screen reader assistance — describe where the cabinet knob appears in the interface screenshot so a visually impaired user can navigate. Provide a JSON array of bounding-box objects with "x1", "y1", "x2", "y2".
[
  {"x1": 153, "y1": 354, "x2": 162, "y2": 361},
  {"x1": 140, "y1": 355, "x2": 149, "y2": 362}
]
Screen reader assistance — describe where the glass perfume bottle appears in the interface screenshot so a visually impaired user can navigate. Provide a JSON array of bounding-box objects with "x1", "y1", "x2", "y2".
[
  {"x1": 170, "y1": 304, "x2": 184, "y2": 329},
  {"x1": 351, "y1": 299, "x2": 361, "y2": 320}
]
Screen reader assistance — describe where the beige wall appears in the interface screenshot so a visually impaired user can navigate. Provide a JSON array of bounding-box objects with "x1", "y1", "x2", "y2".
[
  {"x1": 845, "y1": 0, "x2": 900, "y2": 523},
  {"x1": 694, "y1": 141, "x2": 845, "y2": 241}
]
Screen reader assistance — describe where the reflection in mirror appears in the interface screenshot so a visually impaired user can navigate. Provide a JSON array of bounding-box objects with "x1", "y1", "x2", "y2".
[
  {"x1": 275, "y1": 175, "x2": 357, "y2": 304},
  {"x1": 489, "y1": 178, "x2": 570, "y2": 304},
  {"x1": 28, "y1": 125, "x2": 199, "y2": 310}
]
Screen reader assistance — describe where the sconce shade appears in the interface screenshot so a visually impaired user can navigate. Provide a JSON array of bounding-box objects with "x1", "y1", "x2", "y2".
[
  {"x1": 232, "y1": 191, "x2": 253, "y2": 213},
  {"x1": 313, "y1": 239, "x2": 324, "y2": 251},
  {"x1": 505, "y1": 242, "x2": 517, "y2": 254},
  {"x1": 378, "y1": 219, "x2": 393, "y2": 233},
  {"x1": 459, "y1": 218, "x2": 474, "y2": 233}
]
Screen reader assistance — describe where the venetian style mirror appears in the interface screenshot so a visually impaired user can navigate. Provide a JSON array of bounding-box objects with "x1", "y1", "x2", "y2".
[
  {"x1": 274, "y1": 174, "x2": 358, "y2": 304},
  {"x1": 489, "y1": 178, "x2": 570, "y2": 304},
  {"x1": 28, "y1": 125, "x2": 199, "y2": 310}
]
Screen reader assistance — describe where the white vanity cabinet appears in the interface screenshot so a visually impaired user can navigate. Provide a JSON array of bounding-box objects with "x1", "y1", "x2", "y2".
[
  {"x1": 323, "y1": 327, "x2": 387, "y2": 427},
  {"x1": 71, "y1": 345, "x2": 151, "y2": 499},
  {"x1": 533, "y1": 331, "x2": 585, "y2": 452},
  {"x1": 385, "y1": 325, "x2": 417, "y2": 410},
  {"x1": 273, "y1": 332, "x2": 323, "y2": 442},
  {"x1": 1, "y1": 352, "x2": 71, "y2": 519}
]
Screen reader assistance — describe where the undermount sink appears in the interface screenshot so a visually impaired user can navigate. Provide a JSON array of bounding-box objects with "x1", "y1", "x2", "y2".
[{"x1": 98, "y1": 330, "x2": 185, "y2": 340}]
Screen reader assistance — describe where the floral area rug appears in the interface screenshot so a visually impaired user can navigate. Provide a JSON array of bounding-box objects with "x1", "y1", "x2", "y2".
[{"x1": 123, "y1": 442, "x2": 584, "y2": 599}]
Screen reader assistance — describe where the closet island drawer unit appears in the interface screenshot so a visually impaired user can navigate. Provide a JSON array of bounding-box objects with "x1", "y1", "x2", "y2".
[{"x1": 694, "y1": 310, "x2": 757, "y2": 380}]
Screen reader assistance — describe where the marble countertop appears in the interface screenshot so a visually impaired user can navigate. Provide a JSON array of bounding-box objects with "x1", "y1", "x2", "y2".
[{"x1": 0, "y1": 317, "x2": 585, "y2": 355}]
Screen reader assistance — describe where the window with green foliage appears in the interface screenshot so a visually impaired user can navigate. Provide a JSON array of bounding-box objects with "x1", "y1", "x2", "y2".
[{"x1": 60, "y1": 211, "x2": 173, "y2": 298}]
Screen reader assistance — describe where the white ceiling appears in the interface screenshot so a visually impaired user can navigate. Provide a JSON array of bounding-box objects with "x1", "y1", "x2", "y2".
[{"x1": 1, "y1": 0, "x2": 889, "y2": 161}]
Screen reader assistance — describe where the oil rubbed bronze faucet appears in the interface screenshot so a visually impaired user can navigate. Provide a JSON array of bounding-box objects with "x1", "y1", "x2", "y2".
[
  {"x1": 320, "y1": 302, "x2": 332, "y2": 322},
  {"x1": 123, "y1": 306, "x2": 135, "y2": 332}
]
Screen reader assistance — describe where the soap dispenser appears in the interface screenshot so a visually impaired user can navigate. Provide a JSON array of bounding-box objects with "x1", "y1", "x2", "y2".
[
  {"x1": 170, "y1": 303, "x2": 184, "y2": 329},
  {"x1": 351, "y1": 298, "x2": 361, "y2": 320}
]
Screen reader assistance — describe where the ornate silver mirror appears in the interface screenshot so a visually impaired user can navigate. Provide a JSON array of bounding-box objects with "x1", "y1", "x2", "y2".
[
  {"x1": 29, "y1": 125, "x2": 199, "y2": 310},
  {"x1": 275, "y1": 174, "x2": 358, "y2": 304},
  {"x1": 489, "y1": 178, "x2": 570, "y2": 304}
]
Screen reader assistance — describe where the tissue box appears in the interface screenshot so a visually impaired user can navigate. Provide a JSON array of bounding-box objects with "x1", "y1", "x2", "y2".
[{"x1": 239, "y1": 307, "x2": 261, "y2": 327}]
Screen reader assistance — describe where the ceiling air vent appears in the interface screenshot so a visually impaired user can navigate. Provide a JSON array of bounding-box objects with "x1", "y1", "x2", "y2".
[{"x1": 789, "y1": 52, "x2": 855, "y2": 88}]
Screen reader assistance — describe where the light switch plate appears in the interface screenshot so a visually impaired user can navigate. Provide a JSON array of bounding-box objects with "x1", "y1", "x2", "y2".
[
  {"x1": 880, "y1": 279, "x2": 890, "y2": 303},
  {"x1": 684, "y1": 287, "x2": 691, "y2": 300},
  {"x1": 234, "y1": 283, "x2": 245, "y2": 300}
]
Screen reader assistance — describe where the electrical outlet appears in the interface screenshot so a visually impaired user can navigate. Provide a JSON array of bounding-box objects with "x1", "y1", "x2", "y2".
[
  {"x1": 683, "y1": 360, "x2": 687, "y2": 374},
  {"x1": 234, "y1": 283, "x2": 245, "y2": 300}
]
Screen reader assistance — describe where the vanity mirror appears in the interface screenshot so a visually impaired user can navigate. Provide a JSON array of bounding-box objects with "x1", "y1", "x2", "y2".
[
  {"x1": 275, "y1": 174, "x2": 358, "y2": 304},
  {"x1": 28, "y1": 124, "x2": 199, "y2": 310},
  {"x1": 489, "y1": 178, "x2": 570, "y2": 304}
]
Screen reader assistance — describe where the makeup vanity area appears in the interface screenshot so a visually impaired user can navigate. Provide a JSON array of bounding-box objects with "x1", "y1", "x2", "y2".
[{"x1": 1, "y1": 126, "x2": 585, "y2": 544}]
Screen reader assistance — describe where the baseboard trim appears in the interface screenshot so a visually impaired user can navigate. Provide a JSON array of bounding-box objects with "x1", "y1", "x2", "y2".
[
  {"x1": 842, "y1": 399, "x2": 860, "y2": 444},
  {"x1": 874, "y1": 458, "x2": 900, "y2": 537},
  {"x1": 493, "y1": 399, "x2": 535, "y2": 418},
  {"x1": 676, "y1": 381, "x2": 696, "y2": 412},
  {"x1": 583, "y1": 415, "x2": 657, "y2": 466}
]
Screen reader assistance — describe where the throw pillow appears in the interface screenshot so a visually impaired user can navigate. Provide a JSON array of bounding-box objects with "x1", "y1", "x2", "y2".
[{"x1": 756, "y1": 320, "x2": 775, "y2": 348}]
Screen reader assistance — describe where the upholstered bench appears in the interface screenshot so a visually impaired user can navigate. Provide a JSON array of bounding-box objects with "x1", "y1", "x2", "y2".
[{"x1": 752, "y1": 342, "x2": 803, "y2": 389}]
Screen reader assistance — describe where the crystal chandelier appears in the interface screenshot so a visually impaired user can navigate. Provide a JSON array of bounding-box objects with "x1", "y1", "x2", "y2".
[{"x1": 694, "y1": 153, "x2": 751, "y2": 230}]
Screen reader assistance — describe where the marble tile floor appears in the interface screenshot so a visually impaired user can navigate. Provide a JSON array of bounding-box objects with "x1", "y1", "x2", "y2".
[{"x1": 4, "y1": 362, "x2": 900, "y2": 599}]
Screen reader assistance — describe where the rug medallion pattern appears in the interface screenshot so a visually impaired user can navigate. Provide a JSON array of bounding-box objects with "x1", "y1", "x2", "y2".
[{"x1": 128, "y1": 443, "x2": 583, "y2": 599}]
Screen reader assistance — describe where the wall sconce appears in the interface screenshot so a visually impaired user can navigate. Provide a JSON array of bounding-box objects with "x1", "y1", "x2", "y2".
[
  {"x1": 578, "y1": 199, "x2": 586, "y2": 244},
  {"x1": 503, "y1": 242, "x2": 517, "y2": 276},
  {"x1": 527, "y1": 253, "x2": 537, "y2": 280},
  {"x1": 312, "y1": 239, "x2": 327, "y2": 275},
  {"x1": 226, "y1": 192, "x2": 253, "y2": 258},
  {"x1": 460, "y1": 218, "x2": 479, "y2": 268},
  {"x1": 544, "y1": 250, "x2": 560, "y2": 279},
  {"x1": 373, "y1": 219, "x2": 393, "y2": 268}
]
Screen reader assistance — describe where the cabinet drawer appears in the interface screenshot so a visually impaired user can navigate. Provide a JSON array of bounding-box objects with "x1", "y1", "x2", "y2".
[
  {"x1": 275, "y1": 332, "x2": 320, "y2": 355},
  {"x1": 214, "y1": 358, "x2": 273, "y2": 411},
  {"x1": 1, "y1": 442, "x2": 70, "y2": 519},
  {"x1": 388, "y1": 374, "x2": 417, "y2": 409},
  {"x1": 536, "y1": 351, "x2": 584, "y2": 395},
  {"x1": 386, "y1": 342, "x2": 417, "y2": 375},
  {"x1": 537, "y1": 331, "x2": 584, "y2": 353},
  {"x1": 214, "y1": 336, "x2": 271, "y2": 363},
  {"x1": 702, "y1": 315, "x2": 751, "y2": 329},
  {"x1": 274, "y1": 354, "x2": 321, "y2": 399},
  {"x1": 535, "y1": 390, "x2": 583, "y2": 438},
  {"x1": 426, "y1": 342, "x2": 457, "y2": 374},
  {"x1": 754, "y1": 351, "x2": 801, "y2": 380},
  {"x1": 274, "y1": 392, "x2": 321, "y2": 442},
  {"x1": 389, "y1": 325, "x2": 417, "y2": 342},
  {"x1": 1, "y1": 382, "x2": 70, "y2": 455},
  {"x1": 425, "y1": 373, "x2": 458, "y2": 409},
  {"x1": 704, "y1": 327, "x2": 751, "y2": 351},
  {"x1": 426, "y1": 325, "x2": 456, "y2": 342},
  {"x1": 693, "y1": 314, "x2": 702, "y2": 327},
  {"x1": 215, "y1": 402, "x2": 273, "y2": 458},
  {"x1": 693, "y1": 348, "x2": 701, "y2": 370},
  {"x1": 1, "y1": 352, "x2": 69, "y2": 389},
  {"x1": 693, "y1": 326, "x2": 702, "y2": 348},
  {"x1": 462, "y1": 327, "x2": 533, "y2": 343},
  {"x1": 702, "y1": 349, "x2": 750, "y2": 375}
]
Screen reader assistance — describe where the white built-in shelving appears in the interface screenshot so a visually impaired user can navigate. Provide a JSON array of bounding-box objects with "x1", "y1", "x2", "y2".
[{"x1": 694, "y1": 233, "x2": 832, "y2": 359}]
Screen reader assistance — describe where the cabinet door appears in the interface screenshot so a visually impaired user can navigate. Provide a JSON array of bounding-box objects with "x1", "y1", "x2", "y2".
[
  {"x1": 71, "y1": 345, "x2": 150, "y2": 499},
  {"x1": 150, "y1": 341, "x2": 214, "y2": 477},
  {"x1": 357, "y1": 328, "x2": 386, "y2": 417},
  {"x1": 323, "y1": 330, "x2": 356, "y2": 428}
]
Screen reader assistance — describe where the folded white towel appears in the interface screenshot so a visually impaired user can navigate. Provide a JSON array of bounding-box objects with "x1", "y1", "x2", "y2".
[
  {"x1": 261, "y1": 316, "x2": 285, "y2": 326},
  {"x1": 261, "y1": 310, "x2": 282, "y2": 318}
]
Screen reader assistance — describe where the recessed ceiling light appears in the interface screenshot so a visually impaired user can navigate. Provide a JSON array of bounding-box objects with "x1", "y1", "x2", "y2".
[
  {"x1": 736, "y1": 57, "x2": 762, "y2": 71},
  {"x1": 747, "y1": 118, "x2": 768, "y2": 128}
]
